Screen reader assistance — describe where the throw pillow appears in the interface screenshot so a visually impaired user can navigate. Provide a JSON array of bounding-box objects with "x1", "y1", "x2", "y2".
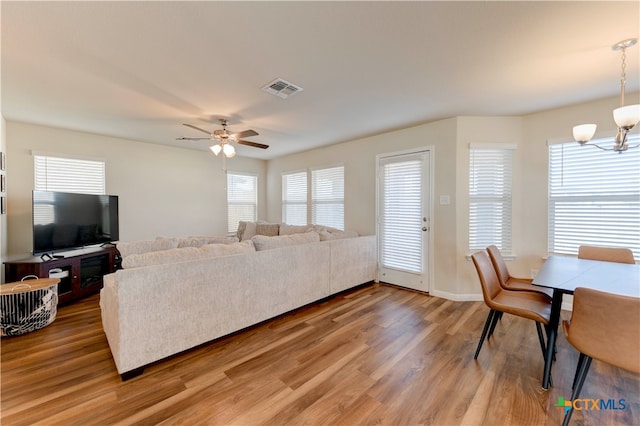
[
  {"x1": 256, "y1": 223, "x2": 280, "y2": 237},
  {"x1": 241, "y1": 221, "x2": 257, "y2": 241},
  {"x1": 236, "y1": 221, "x2": 248, "y2": 240}
]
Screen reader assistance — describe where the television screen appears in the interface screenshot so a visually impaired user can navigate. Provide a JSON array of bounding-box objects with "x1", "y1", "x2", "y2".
[{"x1": 32, "y1": 190, "x2": 119, "y2": 254}]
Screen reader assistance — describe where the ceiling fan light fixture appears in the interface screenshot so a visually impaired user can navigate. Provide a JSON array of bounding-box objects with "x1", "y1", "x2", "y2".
[
  {"x1": 223, "y1": 143, "x2": 236, "y2": 158},
  {"x1": 210, "y1": 144, "x2": 222, "y2": 156}
]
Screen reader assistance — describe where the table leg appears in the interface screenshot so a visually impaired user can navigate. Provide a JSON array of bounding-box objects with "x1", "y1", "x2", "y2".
[{"x1": 542, "y1": 289, "x2": 563, "y2": 390}]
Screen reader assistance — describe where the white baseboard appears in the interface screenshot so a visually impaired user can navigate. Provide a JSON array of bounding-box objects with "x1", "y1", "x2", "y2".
[
  {"x1": 430, "y1": 289, "x2": 483, "y2": 302},
  {"x1": 429, "y1": 289, "x2": 573, "y2": 311}
]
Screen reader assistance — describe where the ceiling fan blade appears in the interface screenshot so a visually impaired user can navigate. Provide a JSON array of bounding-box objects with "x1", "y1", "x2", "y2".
[
  {"x1": 233, "y1": 129, "x2": 259, "y2": 139},
  {"x1": 183, "y1": 123, "x2": 212, "y2": 136},
  {"x1": 237, "y1": 140, "x2": 269, "y2": 149},
  {"x1": 176, "y1": 137, "x2": 212, "y2": 141}
]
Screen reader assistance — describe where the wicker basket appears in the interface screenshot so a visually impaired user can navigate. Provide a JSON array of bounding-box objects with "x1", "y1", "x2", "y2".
[{"x1": 0, "y1": 278, "x2": 59, "y2": 337}]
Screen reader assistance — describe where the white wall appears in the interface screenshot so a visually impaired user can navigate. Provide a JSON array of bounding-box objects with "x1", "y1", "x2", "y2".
[{"x1": 5, "y1": 122, "x2": 267, "y2": 261}]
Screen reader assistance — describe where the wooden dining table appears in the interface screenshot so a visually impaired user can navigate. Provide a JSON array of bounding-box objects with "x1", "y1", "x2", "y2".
[{"x1": 532, "y1": 255, "x2": 640, "y2": 390}]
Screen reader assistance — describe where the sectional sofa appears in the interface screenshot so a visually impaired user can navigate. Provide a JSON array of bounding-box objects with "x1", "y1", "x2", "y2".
[{"x1": 100, "y1": 228, "x2": 377, "y2": 380}]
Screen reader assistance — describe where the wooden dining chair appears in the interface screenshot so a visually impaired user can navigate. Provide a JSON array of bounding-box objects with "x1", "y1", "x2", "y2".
[
  {"x1": 561, "y1": 287, "x2": 640, "y2": 426},
  {"x1": 577, "y1": 245, "x2": 636, "y2": 264},
  {"x1": 486, "y1": 245, "x2": 553, "y2": 300},
  {"x1": 471, "y1": 251, "x2": 552, "y2": 363}
]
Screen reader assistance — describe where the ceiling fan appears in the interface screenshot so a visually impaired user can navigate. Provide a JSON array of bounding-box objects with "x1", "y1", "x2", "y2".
[{"x1": 177, "y1": 119, "x2": 268, "y2": 158}]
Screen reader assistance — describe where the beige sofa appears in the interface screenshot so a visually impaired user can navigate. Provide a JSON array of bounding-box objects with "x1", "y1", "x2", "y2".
[{"x1": 100, "y1": 234, "x2": 377, "y2": 380}]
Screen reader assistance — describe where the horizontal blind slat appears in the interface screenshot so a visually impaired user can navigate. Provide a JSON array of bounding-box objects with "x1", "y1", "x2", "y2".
[{"x1": 548, "y1": 135, "x2": 640, "y2": 258}]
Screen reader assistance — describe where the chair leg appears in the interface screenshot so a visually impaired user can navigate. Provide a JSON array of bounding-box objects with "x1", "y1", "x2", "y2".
[
  {"x1": 536, "y1": 322, "x2": 547, "y2": 356},
  {"x1": 544, "y1": 324, "x2": 557, "y2": 362},
  {"x1": 572, "y1": 353, "x2": 586, "y2": 390},
  {"x1": 488, "y1": 310, "x2": 502, "y2": 338},
  {"x1": 538, "y1": 323, "x2": 554, "y2": 388},
  {"x1": 562, "y1": 354, "x2": 593, "y2": 426},
  {"x1": 474, "y1": 310, "x2": 496, "y2": 360}
]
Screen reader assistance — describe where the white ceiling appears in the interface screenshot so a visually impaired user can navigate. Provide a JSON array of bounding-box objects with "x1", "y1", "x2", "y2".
[{"x1": 2, "y1": 1, "x2": 639, "y2": 160}]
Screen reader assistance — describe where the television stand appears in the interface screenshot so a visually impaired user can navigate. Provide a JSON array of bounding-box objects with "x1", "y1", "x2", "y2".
[{"x1": 4, "y1": 246, "x2": 118, "y2": 306}]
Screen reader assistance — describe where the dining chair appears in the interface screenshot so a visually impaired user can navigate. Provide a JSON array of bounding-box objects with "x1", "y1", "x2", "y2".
[
  {"x1": 471, "y1": 251, "x2": 552, "y2": 364},
  {"x1": 577, "y1": 245, "x2": 636, "y2": 264},
  {"x1": 486, "y1": 245, "x2": 553, "y2": 300},
  {"x1": 561, "y1": 287, "x2": 640, "y2": 426}
]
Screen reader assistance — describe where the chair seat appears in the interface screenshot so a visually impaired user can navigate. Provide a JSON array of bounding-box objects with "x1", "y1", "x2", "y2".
[
  {"x1": 490, "y1": 289, "x2": 551, "y2": 325},
  {"x1": 504, "y1": 277, "x2": 554, "y2": 300}
]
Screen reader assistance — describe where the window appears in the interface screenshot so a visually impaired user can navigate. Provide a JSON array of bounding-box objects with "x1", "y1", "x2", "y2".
[
  {"x1": 282, "y1": 171, "x2": 307, "y2": 226},
  {"x1": 548, "y1": 135, "x2": 640, "y2": 258},
  {"x1": 227, "y1": 172, "x2": 257, "y2": 233},
  {"x1": 34, "y1": 154, "x2": 105, "y2": 195},
  {"x1": 312, "y1": 166, "x2": 344, "y2": 230},
  {"x1": 469, "y1": 145, "x2": 514, "y2": 254}
]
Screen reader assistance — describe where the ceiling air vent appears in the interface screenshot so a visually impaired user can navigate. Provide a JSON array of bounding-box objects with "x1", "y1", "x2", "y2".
[{"x1": 262, "y1": 78, "x2": 303, "y2": 99}]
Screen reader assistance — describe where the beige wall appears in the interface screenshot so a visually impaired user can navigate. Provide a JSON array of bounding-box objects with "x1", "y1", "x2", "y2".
[
  {"x1": 266, "y1": 118, "x2": 458, "y2": 297},
  {"x1": 5, "y1": 122, "x2": 267, "y2": 261},
  {"x1": 3, "y1": 92, "x2": 637, "y2": 294}
]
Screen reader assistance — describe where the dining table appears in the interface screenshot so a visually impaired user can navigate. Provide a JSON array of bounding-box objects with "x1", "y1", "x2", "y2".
[{"x1": 532, "y1": 255, "x2": 640, "y2": 390}]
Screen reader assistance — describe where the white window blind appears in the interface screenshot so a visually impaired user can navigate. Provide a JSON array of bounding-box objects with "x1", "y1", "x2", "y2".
[
  {"x1": 282, "y1": 171, "x2": 307, "y2": 226},
  {"x1": 312, "y1": 166, "x2": 344, "y2": 230},
  {"x1": 380, "y1": 155, "x2": 423, "y2": 273},
  {"x1": 469, "y1": 146, "x2": 514, "y2": 254},
  {"x1": 548, "y1": 135, "x2": 640, "y2": 259},
  {"x1": 34, "y1": 155, "x2": 105, "y2": 195},
  {"x1": 227, "y1": 172, "x2": 257, "y2": 233}
]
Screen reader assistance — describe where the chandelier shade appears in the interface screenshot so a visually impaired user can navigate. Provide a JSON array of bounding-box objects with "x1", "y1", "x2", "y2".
[
  {"x1": 573, "y1": 124, "x2": 597, "y2": 144},
  {"x1": 613, "y1": 105, "x2": 640, "y2": 129}
]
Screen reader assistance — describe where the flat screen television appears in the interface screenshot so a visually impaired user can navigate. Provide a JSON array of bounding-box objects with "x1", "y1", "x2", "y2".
[{"x1": 32, "y1": 190, "x2": 119, "y2": 254}]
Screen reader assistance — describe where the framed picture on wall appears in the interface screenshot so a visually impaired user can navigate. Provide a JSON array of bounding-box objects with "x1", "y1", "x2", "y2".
[
  {"x1": 0, "y1": 152, "x2": 5, "y2": 171},
  {"x1": 1, "y1": 196, "x2": 6, "y2": 215},
  {"x1": 0, "y1": 174, "x2": 5, "y2": 192}
]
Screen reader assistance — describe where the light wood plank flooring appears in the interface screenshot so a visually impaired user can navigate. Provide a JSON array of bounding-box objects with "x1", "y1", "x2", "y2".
[{"x1": 1, "y1": 283, "x2": 638, "y2": 425}]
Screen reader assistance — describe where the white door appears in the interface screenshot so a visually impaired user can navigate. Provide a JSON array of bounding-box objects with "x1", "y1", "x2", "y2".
[{"x1": 377, "y1": 150, "x2": 431, "y2": 292}]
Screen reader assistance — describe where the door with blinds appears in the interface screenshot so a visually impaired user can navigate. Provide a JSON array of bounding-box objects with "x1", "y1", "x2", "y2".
[{"x1": 377, "y1": 150, "x2": 431, "y2": 292}]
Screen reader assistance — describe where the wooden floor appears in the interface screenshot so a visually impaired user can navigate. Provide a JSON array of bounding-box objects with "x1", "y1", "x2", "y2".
[{"x1": 1, "y1": 283, "x2": 638, "y2": 425}]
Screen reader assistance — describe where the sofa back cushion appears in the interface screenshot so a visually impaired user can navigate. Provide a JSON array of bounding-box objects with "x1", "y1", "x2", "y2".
[
  {"x1": 251, "y1": 231, "x2": 320, "y2": 251},
  {"x1": 279, "y1": 224, "x2": 311, "y2": 235},
  {"x1": 178, "y1": 236, "x2": 239, "y2": 248},
  {"x1": 122, "y1": 240, "x2": 255, "y2": 269},
  {"x1": 117, "y1": 237, "x2": 180, "y2": 258}
]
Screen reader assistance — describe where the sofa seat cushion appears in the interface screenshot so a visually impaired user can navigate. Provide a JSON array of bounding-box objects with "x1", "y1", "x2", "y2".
[
  {"x1": 251, "y1": 231, "x2": 320, "y2": 251},
  {"x1": 122, "y1": 240, "x2": 255, "y2": 269}
]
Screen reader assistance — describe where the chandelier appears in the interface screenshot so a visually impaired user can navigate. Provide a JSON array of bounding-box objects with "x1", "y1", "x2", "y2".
[{"x1": 573, "y1": 38, "x2": 640, "y2": 152}]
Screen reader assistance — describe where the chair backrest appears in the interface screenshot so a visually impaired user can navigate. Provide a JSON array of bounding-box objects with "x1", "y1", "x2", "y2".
[
  {"x1": 567, "y1": 287, "x2": 640, "y2": 373},
  {"x1": 578, "y1": 245, "x2": 635, "y2": 264},
  {"x1": 486, "y1": 245, "x2": 510, "y2": 286},
  {"x1": 471, "y1": 250, "x2": 502, "y2": 306}
]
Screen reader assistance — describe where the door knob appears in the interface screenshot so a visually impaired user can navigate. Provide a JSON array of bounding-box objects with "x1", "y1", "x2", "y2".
[{"x1": 422, "y1": 227, "x2": 428, "y2": 232}]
